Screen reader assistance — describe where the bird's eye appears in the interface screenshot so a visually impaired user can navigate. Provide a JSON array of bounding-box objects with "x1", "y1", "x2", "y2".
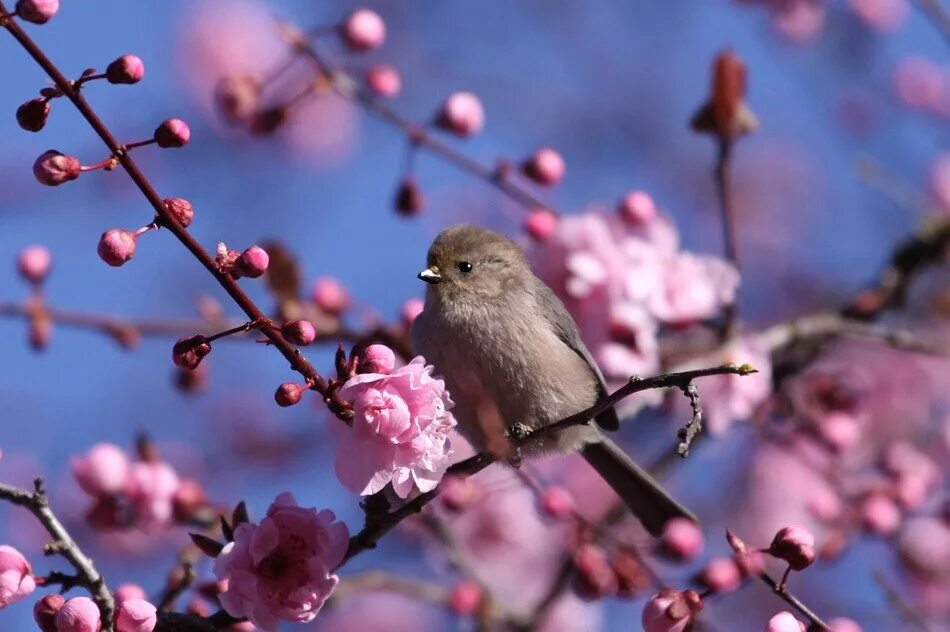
[{"x1": 457, "y1": 261, "x2": 473, "y2": 273}]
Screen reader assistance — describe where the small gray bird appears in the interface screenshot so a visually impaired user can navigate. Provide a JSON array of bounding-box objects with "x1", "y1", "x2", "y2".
[{"x1": 411, "y1": 224, "x2": 696, "y2": 535}]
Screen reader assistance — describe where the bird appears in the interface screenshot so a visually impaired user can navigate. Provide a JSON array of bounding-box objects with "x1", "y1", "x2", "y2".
[{"x1": 410, "y1": 224, "x2": 697, "y2": 535}]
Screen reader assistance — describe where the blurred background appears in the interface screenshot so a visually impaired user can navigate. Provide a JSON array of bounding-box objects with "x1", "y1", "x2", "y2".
[{"x1": 0, "y1": 1, "x2": 948, "y2": 630}]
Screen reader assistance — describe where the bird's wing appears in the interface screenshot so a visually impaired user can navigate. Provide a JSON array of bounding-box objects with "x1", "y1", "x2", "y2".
[{"x1": 531, "y1": 278, "x2": 620, "y2": 431}]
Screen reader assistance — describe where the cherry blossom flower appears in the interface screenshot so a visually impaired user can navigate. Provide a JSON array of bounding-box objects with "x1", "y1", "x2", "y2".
[{"x1": 0, "y1": 545, "x2": 35, "y2": 609}]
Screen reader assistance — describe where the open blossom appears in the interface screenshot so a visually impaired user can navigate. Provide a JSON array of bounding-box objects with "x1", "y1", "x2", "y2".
[
  {"x1": 336, "y1": 357, "x2": 456, "y2": 497},
  {"x1": 126, "y1": 460, "x2": 181, "y2": 531},
  {"x1": 645, "y1": 251, "x2": 739, "y2": 324},
  {"x1": 213, "y1": 492, "x2": 349, "y2": 631},
  {"x1": 0, "y1": 545, "x2": 35, "y2": 608}
]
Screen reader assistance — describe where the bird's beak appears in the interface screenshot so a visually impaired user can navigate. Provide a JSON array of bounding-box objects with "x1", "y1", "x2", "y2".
[{"x1": 417, "y1": 266, "x2": 442, "y2": 284}]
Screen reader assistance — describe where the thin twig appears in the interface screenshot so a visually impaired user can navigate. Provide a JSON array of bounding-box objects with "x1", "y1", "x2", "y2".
[
  {"x1": 873, "y1": 570, "x2": 935, "y2": 632},
  {"x1": 757, "y1": 570, "x2": 831, "y2": 631},
  {"x1": 714, "y1": 139, "x2": 739, "y2": 340}
]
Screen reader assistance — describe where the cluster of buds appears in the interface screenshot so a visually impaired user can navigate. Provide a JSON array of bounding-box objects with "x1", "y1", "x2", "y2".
[
  {"x1": 32, "y1": 593, "x2": 157, "y2": 632},
  {"x1": 274, "y1": 338, "x2": 389, "y2": 409},
  {"x1": 215, "y1": 242, "x2": 270, "y2": 279},
  {"x1": 571, "y1": 541, "x2": 651, "y2": 601}
]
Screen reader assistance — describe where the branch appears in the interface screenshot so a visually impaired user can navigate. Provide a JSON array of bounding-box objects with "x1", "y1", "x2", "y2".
[
  {"x1": 713, "y1": 139, "x2": 739, "y2": 339},
  {"x1": 756, "y1": 570, "x2": 830, "y2": 631},
  {"x1": 0, "y1": 479, "x2": 115, "y2": 627}
]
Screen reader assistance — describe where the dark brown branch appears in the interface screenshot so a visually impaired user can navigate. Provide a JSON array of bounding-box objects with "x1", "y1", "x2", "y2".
[
  {"x1": 0, "y1": 479, "x2": 115, "y2": 627},
  {"x1": 757, "y1": 570, "x2": 830, "y2": 631},
  {"x1": 714, "y1": 139, "x2": 739, "y2": 340}
]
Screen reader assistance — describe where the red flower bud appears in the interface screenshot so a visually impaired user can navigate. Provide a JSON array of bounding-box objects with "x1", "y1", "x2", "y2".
[
  {"x1": 163, "y1": 197, "x2": 194, "y2": 228},
  {"x1": 366, "y1": 64, "x2": 401, "y2": 98},
  {"x1": 538, "y1": 485, "x2": 574, "y2": 519},
  {"x1": 619, "y1": 190, "x2": 657, "y2": 225},
  {"x1": 281, "y1": 319, "x2": 316, "y2": 346},
  {"x1": 173, "y1": 336, "x2": 211, "y2": 370},
  {"x1": 16, "y1": 98, "x2": 51, "y2": 132},
  {"x1": 235, "y1": 246, "x2": 269, "y2": 278},
  {"x1": 523, "y1": 208, "x2": 557, "y2": 241},
  {"x1": 767, "y1": 526, "x2": 816, "y2": 570},
  {"x1": 521, "y1": 147, "x2": 565, "y2": 186},
  {"x1": 97, "y1": 229, "x2": 137, "y2": 267},
  {"x1": 437, "y1": 92, "x2": 484, "y2": 137},
  {"x1": 33, "y1": 594, "x2": 65, "y2": 632},
  {"x1": 33, "y1": 150, "x2": 80, "y2": 186},
  {"x1": 275, "y1": 382, "x2": 304, "y2": 407},
  {"x1": 15, "y1": 0, "x2": 59, "y2": 24},
  {"x1": 394, "y1": 178, "x2": 423, "y2": 216},
  {"x1": 215, "y1": 76, "x2": 261, "y2": 124},
  {"x1": 106, "y1": 54, "x2": 145, "y2": 85},
  {"x1": 340, "y1": 9, "x2": 386, "y2": 52},
  {"x1": 154, "y1": 118, "x2": 190, "y2": 148}
]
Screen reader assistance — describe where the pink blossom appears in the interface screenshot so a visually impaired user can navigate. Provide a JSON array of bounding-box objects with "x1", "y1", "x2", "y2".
[
  {"x1": 618, "y1": 190, "x2": 657, "y2": 225},
  {"x1": 312, "y1": 277, "x2": 350, "y2": 313},
  {"x1": 766, "y1": 611, "x2": 806, "y2": 632},
  {"x1": 0, "y1": 545, "x2": 35, "y2": 608},
  {"x1": 646, "y1": 251, "x2": 739, "y2": 324},
  {"x1": 163, "y1": 197, "x2": 194, "y2": 228},
  {"x1": 366, "y1": 64, "x2": 401, "y2": 98},
  {"x1": 33, "y1": 594, "x2": 64, "y2": 631},
  {"x1": 340, "y1": 9, "x2": 386, "y2": 52},
  {"x1": 235, "y1": 246, "x2": 269, "y2": 278},
  {"x1": 15, "y1": 0, "x2": 59, "y2": 24},
  {"x1": 97, "y1": 229, "x2": 137, "y2": 267},
  {"x1": 125, "y1": 460, "x2": 181, "y2": 531},
  {"x1": 572, "y1": 543, "x2": 618, "y2": 599},
  {"x1": 896, "y1": 517, "x2": 950, "y2": 579},
  {"x1": 213, "y1": 492, "x2": 349, "y2": 631},
  {"x1": 660, "y1": 518, "x2": 704, "y2": 561},
  {"x1": 336, "y1": 357, "x2": 456, "y2": 497},
  {"x1": 817, "y1": 411, "x2": 860, "y2": 452},
  {"x1": 154, "y1": 118, "x2": 191, "y2": 148},
  {"x1": 524, "y1": 209, "x2": 558, "y2": 242},
  {"x1": 17, "y1": 245, "x2": 52, "y2": 285},
  {"x1": 539, "y1": 486, "x2": 575, "y2": 520},
  {"x1": 114, "y1": 598, "x2": 157, "y2": 632},
  {"x1": 71, "y1": 443, "x2": 130, "y2": 497},
  {"x1": 438, "y1": 474, "x2": 487, "y2": 512},
  {"x1": 312, "y1": 593, "x2": 439, "y2": 631},
  {"x1": 848, "y1": 0, "x2": 909, "y2": 32},
  {"x1": 642, "y1": 589, "x2": 702, "y2": 632},
  {"x1": 402, "y1": 298, "x2": 424, "y2": 325},
  {"x1": 54, "y1": 596, "x2": 101, "y2": 632},
  {"x1": 698, "y1": 558, "x2": 742, "y2": 592},
  {"x1": 437, "y1": 92, "x2": 484, "y2": 137},
  {"x1": 33, "y1": 150, "x2": 80, "y2": 186}
]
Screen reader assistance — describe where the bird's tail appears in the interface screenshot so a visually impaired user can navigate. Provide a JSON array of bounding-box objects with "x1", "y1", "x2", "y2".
[{"x1": 581, "y1": 432, "x2": 698, "y2": 536}]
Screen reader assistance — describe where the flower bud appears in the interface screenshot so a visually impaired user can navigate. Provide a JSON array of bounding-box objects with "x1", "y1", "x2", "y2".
[
  {"x1": 173, "y1": 335, "x2": 211, "y2": 370},
  {"x1": 154, "y1": 118, "x2": 190, "y2": 148},
  {"x1": 619, "y1": 190, "x2": 657, "y2": 224},
  {"x1": 394, "y1": 178, "x2": 423, "y2": 216},
  {"x1": 106, "y1": 54, "x2": 145, "y2": 84},
  {"x1": 438, "y1": 475, "x2": 486, "y2": 512},
  {"x1": 539, "y1": 485, "x2": 574, "y2": 519},
  {"x1": 340, "y1": 9, "x2": 386, "y2": 52},
  {"x1": 691, "y1": 49, "x2": 758, "y2": 140},
  {"x1": 33, "y1": 150, "x2": 80, "y2": 186},
  {"x1": 163, "y1": 197, "x2": 194, "y2": 228},
  {"x1": 697, "y1": 557, "x2": 742, "y2": 593},
  {"x1": 16, "y1": 98, "x2": 51, "y2": 132},
  {"x1": 767, "y1": 526, "x2": 815, "y2": 570},
  {"x1": 766, "y1": 611, "x2": 806, "y2": 632},
  {"x1": 33, "y1": 594, "x2": 64, "y2": 632},
  {"x1": 235, "y1": 245, "x2": 269, "y2": 278},
  {"x1": 818, "y1": 412, "x2": 860, "y2": 452},
  {"x1": 97, "y1": 229, "x2": 136, "y2": 266},
  {"x1": 54, "y1": 596, "x2": 101, "y2": 632},
  {"x1": 275, "y1": 382, "x2": 305, "y2": 407},
  {"x1": 861, "y1": 493, "x2": 901, "y2": 535},
  {"x1": 366, "y1": 64, "x2": 401, "y2": 98},
  {"x1": 17, "y1": 245, "x2": 51, "y2": 284},
  {"x1": 312, "y1": 277, "x2": 349, "y2": 313},
  {"x1": 828, "y1": 617, "x2": 863, "y2": 632},
  {"x1": 172, "y1": 478, "x2": 207, "y2": 522},
  {"x1": 115, "y1": 598, "x2": 157, "y2": 632},
  {"x1": 358, "y1": 344, "x2": 396, "y2": 374},
  {"x1": 642, "y1": 589, "x2": 703, "y2": 632},
  {"x1": 447, "y1": 580, "x2": 483, "y2": 617},
  {"x1": 437, "y1": 92, "x2": 484, "y2": 137},
  {"x1": 522, "y1": 147, "x2": 565, "y2": 186},
  {"x1": 402, "y1": 298, "x2": 424, "y2": 325},
  {"x1": 215, "y1": 76, "x2": 260, "y2": 124},
  {"x1": 660, "y1": 518, "x2": 704, "y2": 562},
  {"x1": 113, "y1": 584, "x2": 147, "y2": 607},
  {"x1": 572, "y1": 543, "x2": 618, "y2": 600},
  {"x1": 15, "y1": 0, "x2": 59, "y2": 24},
  {"x1": 611, "y1": 548, "x2": 649, "y2": 598},
  {"x1": 71, "y1": 443, "x2": 129, "y2": 497},
  {"x1": 0, "y1": 545, "x2": 35, "y2": 608},
  {"x1": 281, "y1": 319, "x2": 316, "y2": 346},
  {"x1": 524, "y1": 209, "x2": 557, "y2": 242}
]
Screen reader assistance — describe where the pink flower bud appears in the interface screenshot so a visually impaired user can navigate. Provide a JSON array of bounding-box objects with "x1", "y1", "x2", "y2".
[
  {"x1": 312, "y1": 276, "x2": 349, "y2": 313},
  {"x1": 612, "y1": 549, "x2": 649, "y2": 598},
  {"x1": 340, "y1": 9, "x2": 386, "y2": 52},
  {"x1": 16, "y1": 98, "x2": 51, "y2": 132},
  {"x1": 698, "y1": 557, "x2": 742, "y2": 593},
  {"x1": 97, "y1": 229, "x2": 136, "y2": 267},
  {"x1": 767, "y1": 526, "x2": 816, "y2": 570},
  {"x1": 154, "y1": 118, "x2": 190, "y2": 148},
  {"x1": 173, "y1": 335, "x2": 211, "y2": 370},
  {"x1": 766, "y1": 611, "x2": 806, "y2": 632},
  {"x1": 619, "y1": 190, "x2": 657, "y2": 224},
  {"x1": 54, "y1": 596, "x2": 101, "y2": 632},
  {"x1": 438, "y1": 475, "x2": 486, "y2": 512},
  {"x1": 214, "y1": 76, "x2": 261, "y2": 124},
  {"x1": 642, "y1": 589, "x2": 703, "y2": 632},
  {"x1": 33, "y1": 594, "x2": 64, "y2": 632},
  {"x1": 33, "y1": 150, "x2": 80, "y2": 186},
  {"x1": 394, "y1": 178, "x2": 423, "y2": 216},
  {"x1": 572, "y1": 543, "x2": 618, "y2": 600},
  {"x1": 0, "y1": 545, "x2": 35, "y2": 608},
  {"x1": 539, "y1": 485, "x2": 574, "y2": 519},
  {"x1": 17, "y1": 245, "x2": 51, "y2": 284},
  {"x1": 402, "y1": 298, "x2": 424, "y2": 325},
  {"x1": 71, "y1": 443, "x2": 129, "y2": 497},
  {"x1": 358, "y1": 344, "x2": 396, "y2": 374},
  {"x1": 861, "y1": 493, "x2": 901, "y2": 535},
  {"x1": 366, "y1": 64, "x2": 401, "y2": 98},
  {"x1": 437, "y1": 92, "x2": 484, "y2": 137},
  {"x1": 524, "y1": 209, "x2": 557, "y2": 241},
  {"x1": 828, "y1": 617, "x2": 863, "y2": 632},
  {"x1": 275, "y1": 382, "x2": 305, "y2": 407},
  {"x1": 235, "y1": 246, "x2": 269, "y2": 278},
  {"x1": 447, "y1": 580, "x2": 483, "y2": 616},
  {"x1": 281, "y1": 319, "x2": 316, "y2": 346},
  {"x1": 115, "y1": 598, "x2": 157, "y2": 632},
  {"x1": 113, "y1": 584, "x2": 147, "y2": 607},
  {"x1": 660, "y1": 518, "x2": 704, "y2": 562},
  {"x1": 106, "y1": 54, "x2": 145, "y2": 85},
  {"x1": 15, "y1": 0, "x2": 59, "y2": 24},
  {"x1": 163, "y1": 197, "x2": 194, "y2": 228},
  {"x1": 522, "y1": 147, "x2": 565, "y2": 186}
]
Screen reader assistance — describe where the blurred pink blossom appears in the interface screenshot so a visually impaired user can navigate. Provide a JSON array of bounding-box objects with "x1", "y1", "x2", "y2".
[
  {"x1": 125, "y1": 460, "x2": 181, "y2": 532},
  {"x1": 71, "y1": 443, "x2": 129, "y2": 497},
  {"x1": 0, "y1": 545, "x2": 35, "y2": 608},
  {"x1": 313, "y1": 592, "x2": 440, "y2": 631},
  {"x1": 848, "y1": 0, "x2": 909, "y2": 32},
  {"x1": 336, "y1": 357, "x2": 456, "y2": 497},
  {"x1": 893, "y1": 57, "x2": 942, "y2": 110},
  {"x1": 766, "y1": 611, "x2": 806, "y2": 632},
  {"x1": 773, "y1": 1, "x2": 825, "y2": 41},
  {"x1": 929, "y1": 152, "x2": 950, "y2": 210},
  {"x1": 213, "y1": 492, "x2": 348, "y2": 631}
]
